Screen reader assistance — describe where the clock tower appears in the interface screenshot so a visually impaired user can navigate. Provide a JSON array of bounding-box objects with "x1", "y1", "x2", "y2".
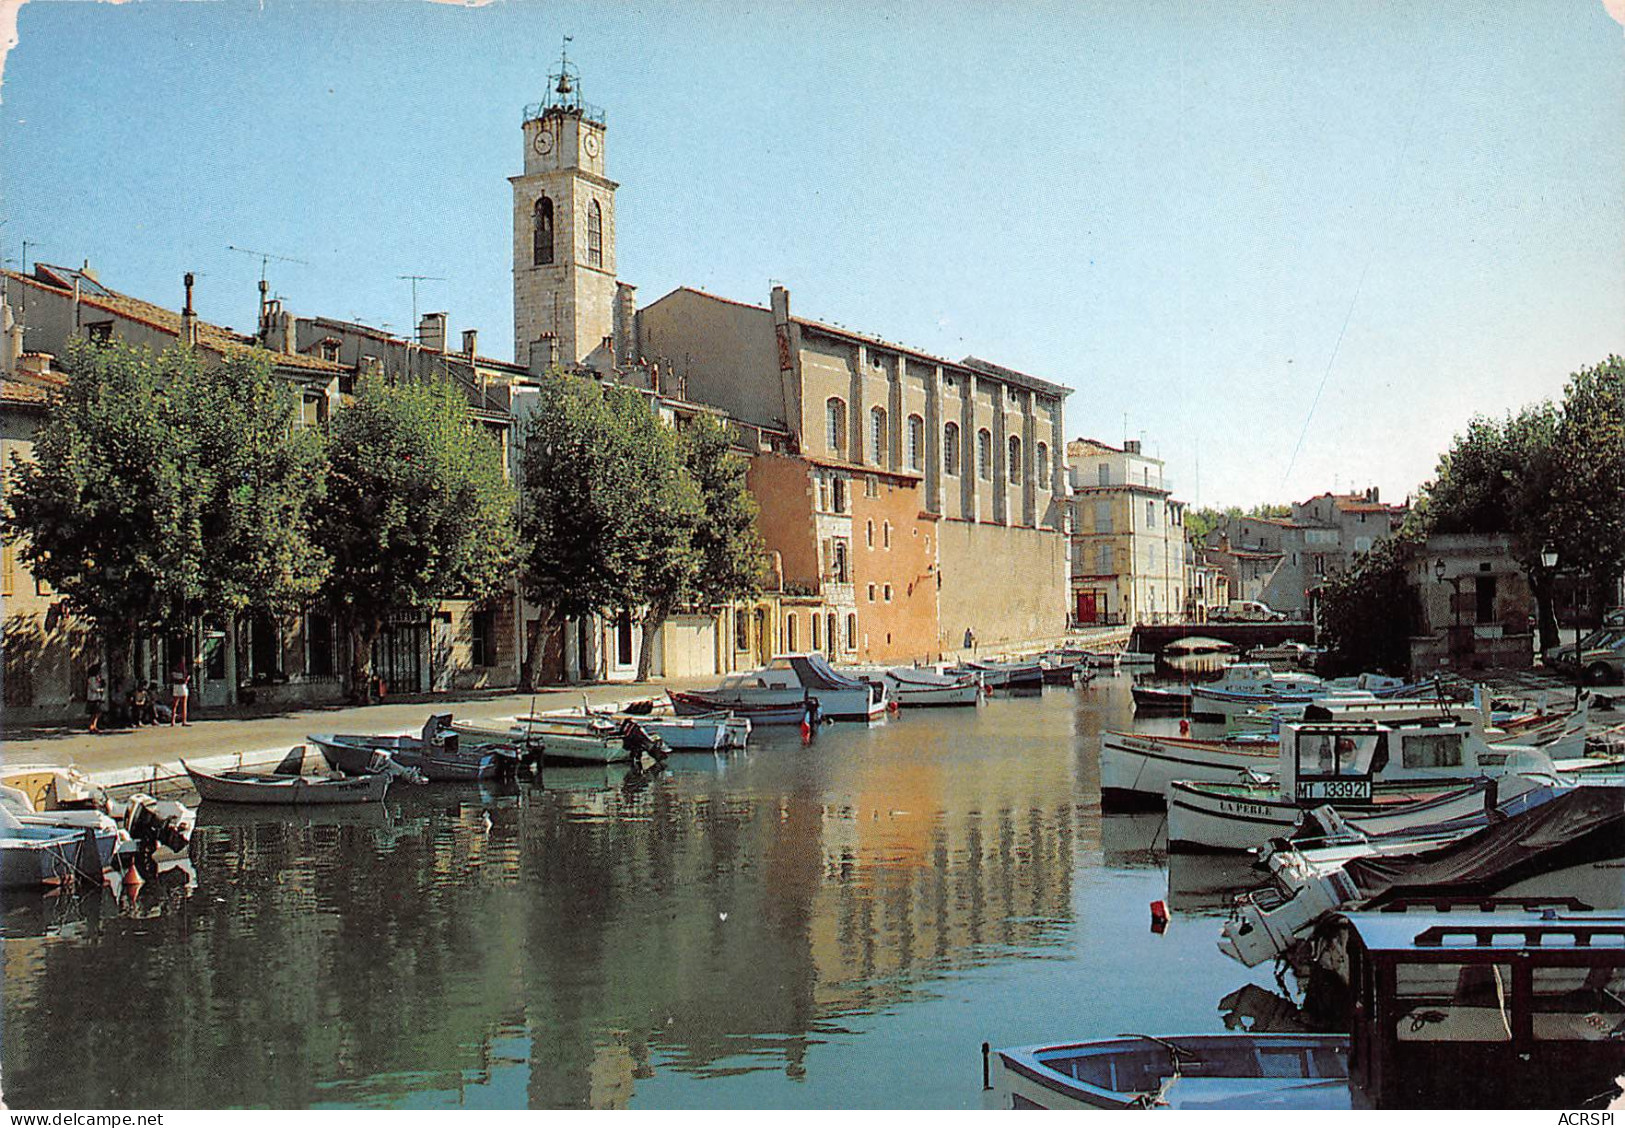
[{"x1": 511, "y1": 47, "x2": 617, "y2": 370}]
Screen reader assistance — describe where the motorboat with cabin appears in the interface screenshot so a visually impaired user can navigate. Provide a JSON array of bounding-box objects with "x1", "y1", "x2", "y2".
[
  {"x1": 1100, "y1": 688, "x2": 1597, "y2": 807},
  {"x1": 1163, "y1": 718, "x2": 1617, "y2": 852}
]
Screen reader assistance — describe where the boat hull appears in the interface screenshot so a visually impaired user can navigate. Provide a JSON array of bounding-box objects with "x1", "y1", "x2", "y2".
[
  {"x1": 1098, "y1": 730, "x2": 1277, "y2": 806},
  {"x1": 185, "y1": 764, "x2": 390, "y2": 805},
  {"x1": 670, "y1": 691, "x2": 812, "y2": 726},
  {"x1": 992, "y1": 1034, "x2": 1350, "y2": 1110},
  {"x1": 0, "y1": 826, "x2": 119, "y2": 888},
  {"x1": 309, "y1": 734, "x2": 508, "y2": 782},
  {"x1": 1166, "y1": 777, "x2": 1506, "y2": 853}
]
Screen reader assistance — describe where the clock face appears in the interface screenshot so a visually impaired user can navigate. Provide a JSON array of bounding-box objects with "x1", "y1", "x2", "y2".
[
  {"x1": 583, "y1": 132, "x2": 600, "y2": 158},
  {"x1": 533, "y1": 128, "x2": 553, "y2": 155}
]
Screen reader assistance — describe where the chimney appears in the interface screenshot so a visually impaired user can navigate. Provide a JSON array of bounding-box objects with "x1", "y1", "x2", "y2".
[
  {"x1": 418, "y1": 312, "x2": 447, "y2": 353},
  {"x1": 770, "y1": 284, "x2": 798, "y2": 445},
  {"x1": 462, "y1": 328, "x2": 479, "y2": 358},
  {"x1": 613, "y1": 281, "x2": 637, "y2": 368},
  {"x1": 528, "y1": 334, "x2": 557, "y2": 376},
  {"x1": 180, "y1": 273, "x2": 200, "y2": 348},
  {"x1": 1123, "y1": 438, "x2": 1141, "y2": 454},
  {"x1": 257, "y1": 279, "x2": 269, "y2": 342},
  {"x1": 1, "y1": 289, "x2": 19, "y2": 376}
]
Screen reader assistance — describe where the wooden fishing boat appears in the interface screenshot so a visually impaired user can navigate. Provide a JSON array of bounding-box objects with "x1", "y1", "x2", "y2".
[
  {"x1": 988, "y1": 1033, "x2": 1350, "y2": 1110},
  {"x1": 846, "y1": 665, "x2": 982, "y2": 707},
  {"x1": 310, "y1": 714, "x2": 513, "y2": 781},
  {"x1": 953, "y1": 659, "x2": 1044, "y2": 690},
  {"x1": 183, "y1": 762, "x2": 391, "y2": 805}
]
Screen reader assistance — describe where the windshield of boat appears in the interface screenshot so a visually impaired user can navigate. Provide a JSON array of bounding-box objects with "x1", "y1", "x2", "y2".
[{"x1": 1296, "y1": 732, "x2": 1383, "y2": 778}]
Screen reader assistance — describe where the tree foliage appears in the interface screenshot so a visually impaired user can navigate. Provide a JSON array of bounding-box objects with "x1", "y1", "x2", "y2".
[
  {"x1": 1186, "y1": 503, "x2": 1291, "y2": 543},
  {"x1": 314, "y1": 373, "x2": 516, "y2": 700},
  {"x1": 4, "y1": 339, "x2": 326, "y2": 690},
  {"x1": 1547, "y1": 356, "x2": 1625, "y2": 584},
  {"x1": 1316, "y1": 533, "x2": 1421, "y2": 676},
  {"x1": 518, "y1": 378, "x2": 767, "y2": 684}
]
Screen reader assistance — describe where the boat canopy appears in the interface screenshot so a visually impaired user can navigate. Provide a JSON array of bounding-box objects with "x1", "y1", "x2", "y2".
[{"x1": 1339, "y1": 786, "x2": 1625, "y2": 907}]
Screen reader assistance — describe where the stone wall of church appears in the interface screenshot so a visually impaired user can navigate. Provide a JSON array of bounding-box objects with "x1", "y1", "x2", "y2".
[{"x1": 936, "y1": 520, "x2": 1067, "y2": 652}]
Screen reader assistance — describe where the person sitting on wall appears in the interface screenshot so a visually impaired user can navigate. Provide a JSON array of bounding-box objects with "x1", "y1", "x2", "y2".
[
  {"x1": 129, "y1": 681, "x2": 151, "y2": 726},
  {"x1": 150, "y1": 683, "x2": 173, "y2": 725}
]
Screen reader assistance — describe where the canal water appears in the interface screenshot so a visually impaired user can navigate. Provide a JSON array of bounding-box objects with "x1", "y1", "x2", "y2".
[{"x1": 2, "y1": 675, "x2": 1297, "y2": 1109}]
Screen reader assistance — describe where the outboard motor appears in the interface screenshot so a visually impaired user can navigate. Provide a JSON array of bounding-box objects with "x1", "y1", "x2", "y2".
[
  {"x1": 619, "y1": 720, "x2": 669, "y2": 765},
  {"x1": 422, "y1": 713, "x2": 455, "y2": 746}
]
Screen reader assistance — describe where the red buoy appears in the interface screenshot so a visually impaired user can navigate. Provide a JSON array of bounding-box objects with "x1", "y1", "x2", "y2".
[
  {"x1": 1150, "y1": 899, "x2": 1170, "y2": 933},
  {"x1": 1179, "y1": 718, "x2": 1190, "y2": 735}
]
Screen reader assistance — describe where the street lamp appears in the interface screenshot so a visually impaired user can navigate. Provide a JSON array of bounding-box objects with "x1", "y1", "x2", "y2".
[
  {"x1": 1434, "y1": 558, "x2": 1463, "y2": 666},
  {"x1": 1541, "y1": 546, "x2": 1582, "y2": 706}
]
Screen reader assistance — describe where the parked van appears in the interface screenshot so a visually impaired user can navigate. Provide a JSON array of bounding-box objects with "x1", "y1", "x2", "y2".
[{"x1": 1211, "y1": 600, "x2": 1288, "y2": 622}]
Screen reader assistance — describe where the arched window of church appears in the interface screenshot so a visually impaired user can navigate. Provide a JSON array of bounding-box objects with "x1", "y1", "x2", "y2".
[
  {"x1": 1036, "y1": 442, "x2": 1049, "y2": 486},
  {"x1": 943, "y1": 422, "x2": 960, "y2": 476},
  {"x1": 906, "y1": 414, "x2": 924, "y2": 470},
  {"x1": 826, "y1": 398, "x2": 847, "y2": 457},
  {"x1": 870, "y1": 406, "x2": 887, "y2": 465},
  {"x1": 977, "y1": 429, "x2": 992, "y2": 480},
  {"x1": 587, "y1": 200, "x2": 604, "y2": 267},
  {"x1": 533, "y1": 196, "x2": 554, "y2": 266},
  {"x1": 1008, "y1": 435, "x2": 1022, "y2": 484}
]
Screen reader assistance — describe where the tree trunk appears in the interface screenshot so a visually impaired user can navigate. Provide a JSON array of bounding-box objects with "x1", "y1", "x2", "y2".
[
  {"x1": 519, "y1": 605, "x2": 556, "y2": 692},
  {"x1": 346, "y1": 614, "x2": 382, "y2": 704},
  {"x1": 1531, "y1": 573, "x2": 1561, "y2": 654},
  {"x1": 636, "y1": 604, "x2": 671, "y2": 684}
]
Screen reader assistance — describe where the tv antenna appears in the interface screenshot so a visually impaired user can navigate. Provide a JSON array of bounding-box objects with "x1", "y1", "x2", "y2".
[
  {"x1": 398, "y1": 274, "x2": 445, "y2": 340},
  {"x1": 227, "y1": 244, "x2": 308, "y2": 283}
]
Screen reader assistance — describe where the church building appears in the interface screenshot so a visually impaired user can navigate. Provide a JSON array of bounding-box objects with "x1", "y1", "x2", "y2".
[{"x1": 509, "y1": 57, "x2": 1072, "y2": 659}]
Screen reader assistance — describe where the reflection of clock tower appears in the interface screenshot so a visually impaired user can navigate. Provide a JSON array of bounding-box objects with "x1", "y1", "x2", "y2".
[{"x1": 511, "y1": 47, "x2": 617, "y2": 369}]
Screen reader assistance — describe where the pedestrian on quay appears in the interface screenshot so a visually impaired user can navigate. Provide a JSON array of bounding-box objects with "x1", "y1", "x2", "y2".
[
  {"x1": 86, "y1": 665, "x2": 106, "y2": 734},
  {"x1": 963, "y1": 627, "x2": 977, "y2": 655},
  {"x1": 169, "y1": 656, "x2": 193, "y2": 726}
]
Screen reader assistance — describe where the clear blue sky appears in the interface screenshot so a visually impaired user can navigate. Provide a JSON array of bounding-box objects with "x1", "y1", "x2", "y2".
[{"x1": 2, "y1": 0, "x2": 1621, "y2": 509}]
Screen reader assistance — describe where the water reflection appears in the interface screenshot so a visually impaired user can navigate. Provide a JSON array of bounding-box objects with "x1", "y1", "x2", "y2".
[{"x1": 4, "y1": 680, "x2": 1293, "y2": 1109}]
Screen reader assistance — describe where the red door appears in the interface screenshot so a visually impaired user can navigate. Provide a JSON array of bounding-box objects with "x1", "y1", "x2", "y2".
[{"x1": 1076, "y1": 592, "x2": 1098, "y2": 624}]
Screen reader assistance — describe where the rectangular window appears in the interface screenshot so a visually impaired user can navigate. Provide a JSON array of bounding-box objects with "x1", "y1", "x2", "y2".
[
  {"x1": 832, "y1": 476, "x2": 847, "y2": 513},
  {"x1": 86, "y1": 320, "x2": 114, "y2": 343},
  {"x1": 883, "y1": 584, "x2": 892, "y2": 602},
  {"x1": 1475, "y1": 576, "x2": 1497, "y2": 624},
  {"x1": 1401, "y1": 732, "x2": 1464, "y2": 769},
  {"x1": 1097, "y1": 463, "x2": 1111, "y2": 486},
  {"x1": 786, "y1": 613, "x2": 798, "y2": 652},
  {"x1": 1097, "y1": 544, "x2": 1113, "y2": 574},
  {"x1": 735, "y1": 609, "x2": 750, "y2": 652},
  {"x1": 1146, "y1": 501, "x2": 1156, "y2": 527},
  {"x1": 471, "y1": 609, "x2": 496, "y2": 667},
  {"x1": 1094, "y1": 500, "x2": 1111, "y2": 533},
  {"x1": 867, "y1": 583, "x2": 876, "y2": 603},
  {"x1": 817, "y1": 474, "x2": 830, "y2": 512},
  {"x1": 811, "y1": 613, "x2": 821, "y2": 651},
  {"x1": 865, "y1": 475, "x2": 879, "y2": 498},
  {"x1": 845, "y1": 614, "x2": 857, "y2": 650}
]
